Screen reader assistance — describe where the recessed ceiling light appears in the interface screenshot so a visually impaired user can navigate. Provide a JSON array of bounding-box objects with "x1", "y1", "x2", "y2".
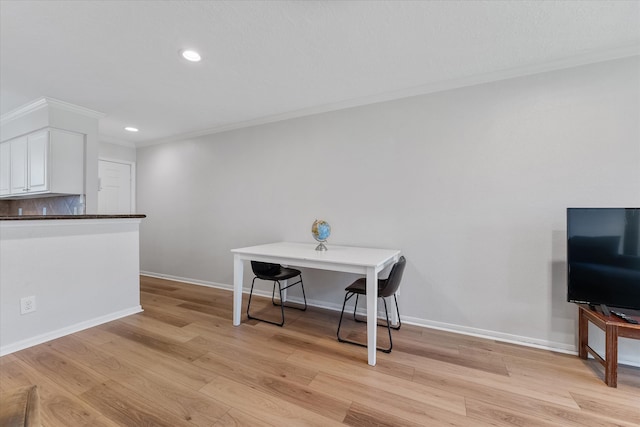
[
  {"x1": 181, "y1": 49, "x2": 201, "y2": 62},
  {"x1": 125, "y1": 127, "x2": 139, "y2": 132}
]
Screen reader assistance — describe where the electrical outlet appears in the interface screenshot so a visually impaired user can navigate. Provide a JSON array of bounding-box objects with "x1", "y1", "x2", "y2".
[{"x1": 20, "y1": 296, "x2": 36, "y2": 314}]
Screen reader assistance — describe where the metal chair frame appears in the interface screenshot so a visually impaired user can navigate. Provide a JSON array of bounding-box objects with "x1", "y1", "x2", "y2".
[
  {"x1": 247, "y1": 270, "x2": 307, "y2": 327},
  {"x1": 336, "y1": 255, "x2": 405, "y2": 353},
  {"x1": 337, "y1": 291, "x2": 401, "y2": 353}
]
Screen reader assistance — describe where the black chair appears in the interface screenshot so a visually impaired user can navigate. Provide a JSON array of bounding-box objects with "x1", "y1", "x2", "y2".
[
  {"x1": 337, "y1": 256, "x2": 406, "y2": 353},
  {"x1": 247, "y1": 261, "x2": 307, "y2": 326}
]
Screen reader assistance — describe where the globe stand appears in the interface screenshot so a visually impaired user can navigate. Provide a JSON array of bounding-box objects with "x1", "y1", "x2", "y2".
[{"x1": 315, "y1": 241, "x2": 328, "y2": 251}]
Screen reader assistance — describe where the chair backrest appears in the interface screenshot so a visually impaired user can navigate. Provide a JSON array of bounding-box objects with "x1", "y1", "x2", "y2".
[
  {"x1": 251, "y1": 261, "x2": 281, "y2": 277},
  {"x1": 379, "y1": 256, "x2": 406, "y2": 298}
]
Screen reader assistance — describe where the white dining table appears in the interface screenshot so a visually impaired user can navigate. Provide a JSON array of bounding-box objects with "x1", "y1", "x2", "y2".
[{"x1": 231, "y1": 241, "x2": 401, "y2": 366}]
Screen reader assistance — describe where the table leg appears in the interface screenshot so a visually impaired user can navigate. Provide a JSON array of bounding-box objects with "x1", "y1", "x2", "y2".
[
  {"x1": 605, "y1": 324, "x2": 618, "y2": 387},
  {"x1": 280, "y1": 279, "x2": 288, "y2": 304},
  {"x1": 578, "y1": 307, "x2": 588, "y2": 359},
  {"x1": 366, "y1": 267, "x2": 378, "y2": 366},
  {"x1": 233, "y1": 255, "x2": 244, "y2": 326}
]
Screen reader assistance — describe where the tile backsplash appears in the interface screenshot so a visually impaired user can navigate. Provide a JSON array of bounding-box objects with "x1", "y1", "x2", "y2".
[{"x1": 0, "y1": 195, "x2": 86, "y2": 216}]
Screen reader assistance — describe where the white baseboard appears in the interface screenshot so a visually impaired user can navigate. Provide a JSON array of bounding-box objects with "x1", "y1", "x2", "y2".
[
  {"x1": 0, "y1": 306, "x2": 143, "y2": 356},
  {"x1": 401, "y1": 315, "x2": 577, "y2": 354},
  {"x1": 141, "y1": 271, "x2": 232, "y2": 291}
]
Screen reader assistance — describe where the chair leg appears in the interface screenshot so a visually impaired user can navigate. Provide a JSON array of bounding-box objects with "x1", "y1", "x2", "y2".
[
  {"x1": 299, "y1": 277, "x2": 308, "y2": 310},
  {"x1": 277, "y1": 281, "x2": 285, "y2": 326},
  {"x1": 379, "y1": 298, "x2": 392, "y2": 353},
  {"x1": 353, "y1": 294, "x2": 359, "y2": 322},
  {"x1": 271, "y1": 281, "x2": 279, "y2": 306},
  {"x1": 246, "y1": 277, "x2": 258, "y2": 320},
  {"x1": 336, "y1": 293, "x2": 396, "y2": 353},
  {"x1": 246, "y1": 277, "x2": 285, "y2": 327},
  {"x1": 337, "y1": 292, "x2": 355, "y2": 342},
  {"x1": 391, "y1": 294, "x2": 401, "y2": 330}
]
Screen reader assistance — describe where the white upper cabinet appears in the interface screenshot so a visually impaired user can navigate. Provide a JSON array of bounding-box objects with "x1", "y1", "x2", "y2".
[
  {"x1": 0, "y1": 142, "x2": 11, "y2": 195},
  {"x1": 27, "y1": 130, "x2": 49, "y2": 193},
  {"x1": 9, "y1": 135, "x2": 28, "y2": 193},
  {"x1": 0, "y1": 128, "x2": 85, "y2": 198}
]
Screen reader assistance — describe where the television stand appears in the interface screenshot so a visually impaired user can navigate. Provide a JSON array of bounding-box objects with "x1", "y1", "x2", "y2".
[{"x1": 578, "y1": 304, "x2": 640, "y2": 387}]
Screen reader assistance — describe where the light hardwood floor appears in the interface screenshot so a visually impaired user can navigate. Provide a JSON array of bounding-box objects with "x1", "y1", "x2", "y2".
[{"x1": 1, "y1": 275, "x2": 639, "y2": 426}]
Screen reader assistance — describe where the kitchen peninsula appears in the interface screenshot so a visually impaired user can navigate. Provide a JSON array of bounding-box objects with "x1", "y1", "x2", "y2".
[{"x1": 0, "y1": 214, "x2": 145, "y2": 355}]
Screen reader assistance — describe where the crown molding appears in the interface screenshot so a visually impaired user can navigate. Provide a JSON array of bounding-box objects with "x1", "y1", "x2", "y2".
[
  {"x1": 1, "y1": 97, "x2": 105, "y2": 126},
  {"x1": 137, "y1": 45, "x2": 640, "y2": 148},
  {"x1": 45, "y1": 97, "x2": 106, "y2": 119},
  {"x1": 0, "y1": 98, "x2": 48, "y2": 126}
]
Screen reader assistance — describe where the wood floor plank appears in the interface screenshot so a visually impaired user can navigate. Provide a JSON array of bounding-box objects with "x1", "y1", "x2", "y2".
[
  {"x1": 1, "y1": 358, "x2": 120, "y2": 427},
  {"x1": 46, "y1": 334, "x2": 231, "y2": 425},
  {"x1": 412, "y1": 361, "x2": 581, "y2": 410},
  {"x1": 47, "y1": 335, "x2": 142, "y2": 384},
  {"x1": 140, "y1": 289, "x2": 188, "y2": 306},
  {"x1": 140, "y1": 277, "x2": 180, "y2": 291},
  {"x1": 118, "y1": 311, "x2": 201, "y2": 342},
  {"x1": 193, "y1": 346, "x2": 319, "y2": 388},
  {"x1": 80, "y1": 380, "x2": 195, "y2": 427},
  {"x1": 98, "y1": 335, "x2": 219, "y2": 391},
  {"x1": 102, "y1": 319, "x2": 208, "y2": 362},
  {"x1": 570, "y1": 392, "x2": 640, "y2": 425},
  {"x1": 183, "y1": 321, "x2": 295, "y2": 359},
  {"x1": 212, "y1": 408, "x2": 277, "y2": 427},
  {"x1": 178, "y1": 301, "x2": 234, "y2": 321},
  {"x1": 505, "y1": 355, "x2": 640, "y2": 407},
  {"x1": 137, "y1": 304, "x2": 193, "y2": 327},
  {"x1": 115, "y1": 369, "x2": 230, "y2": 426},
  {"x1": 13, "y1": 345, "x2": 109, "y2": 396},
  {"x1": 345, "y1": 328, "x2": 510, "y2": 376},
  {"x1": 194, "y1": 350, "x2": 350, "y2": 422},
  {"x1": 0, "y1": 360, "x2": 31, "y2": 392},
  {"x1": 310, "y1": 371, "x2": 492, "y2": 427},
  {"x1": 413, "y1": 366, "x2": 638, "y2": 427},
  {"x1": 343, "y1": 401, "x2": 428, "y2": 427},
  {"x1": 465, "y1": 398, "x2": 564, "y2": 427},
  {"x1": 200, "y1": 375, "x2": 346, "y2": 427},
  {"x1": 72, "y1": 325, "x2": 120, "y2": 346},
  {"x1": 268, "y1": 330, "x2": 416, "y2": 381},
  {"x1": 189, "y1": 332, "x2": 301, "y2": 373},
  {"x1": 144, "y1": 297, "x2": 231, "y2": 326},
  {"x1": 287, "y1": 348, "x2": 468, "y2": 416}
]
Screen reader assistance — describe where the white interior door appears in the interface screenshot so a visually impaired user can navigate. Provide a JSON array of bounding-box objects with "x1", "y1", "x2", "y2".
[{"x1": 98, "y1": 160, "x2": 133, "y2": 214}]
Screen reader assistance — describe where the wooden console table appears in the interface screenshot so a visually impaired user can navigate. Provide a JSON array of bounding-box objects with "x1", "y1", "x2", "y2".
[{"x1": 578, "y1": 304, "x2": 640, "y2": 387}]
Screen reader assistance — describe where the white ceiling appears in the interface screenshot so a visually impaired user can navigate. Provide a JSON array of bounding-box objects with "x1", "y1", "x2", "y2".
[{"x1": 1, "y1": 1, "x2": 639, "y2": 147}]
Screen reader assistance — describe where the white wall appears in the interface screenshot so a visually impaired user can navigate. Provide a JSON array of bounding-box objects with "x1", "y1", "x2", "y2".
[
  {"x1": 137, "y1": 56, "x2": 640, "y2": 365},
  {"x1": 99, "y1": 141, "x2": 137, "y2": 163}
]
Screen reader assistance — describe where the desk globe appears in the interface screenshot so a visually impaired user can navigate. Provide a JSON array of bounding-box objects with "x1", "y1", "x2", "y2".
[{"x1": 312, "y1": 220, "x2": 331, "y2": 251}]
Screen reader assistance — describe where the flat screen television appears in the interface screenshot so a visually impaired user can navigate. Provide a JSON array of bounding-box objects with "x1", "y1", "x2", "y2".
[{"x1": 567, "y1": 208, "x2": 640, "y2": 311}]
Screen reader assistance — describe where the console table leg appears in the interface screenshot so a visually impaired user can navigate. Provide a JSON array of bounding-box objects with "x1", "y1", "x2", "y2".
[
  {"x1": 578, "y1": 308, "x2": 588, "y2": 359},
  {"x1": 605, "y1": 324, "x2": 618, "y2": 387}
]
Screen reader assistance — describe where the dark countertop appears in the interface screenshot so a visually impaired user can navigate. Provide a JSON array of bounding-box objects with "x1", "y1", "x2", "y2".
[{"x1": 0, "y1": 214, "x2": 146, "y2": 221}]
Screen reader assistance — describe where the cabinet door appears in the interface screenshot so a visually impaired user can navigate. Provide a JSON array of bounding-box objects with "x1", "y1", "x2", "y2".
[
  {"x1": 10, "y1": 136, "x2": 28, "y2": 194},
  {"x1": 27, "y1": 131, "x2": 49, "y2": 193},
  {"x1": 0, "y1": 142, "x2": 10, "y2": 195}
]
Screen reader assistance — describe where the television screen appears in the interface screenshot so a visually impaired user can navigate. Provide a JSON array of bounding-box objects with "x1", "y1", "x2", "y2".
[{"x1": 567, "y1": 208, "x2": 640, "y2": 310}]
